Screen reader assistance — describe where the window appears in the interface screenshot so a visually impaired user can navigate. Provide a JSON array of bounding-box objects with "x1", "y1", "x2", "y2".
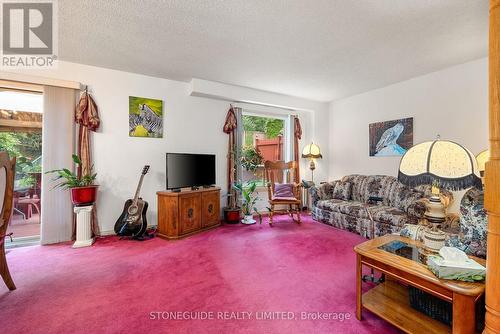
[
  {"x1": 240, "y1": 112, "x2": 291, "y2": 186},
  {"x1": 0, "y1": 88, "x2": 43, "y2": 240}
]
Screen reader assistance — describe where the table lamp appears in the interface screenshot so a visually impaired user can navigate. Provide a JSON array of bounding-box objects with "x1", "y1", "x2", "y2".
[
  {"x1": 398, "y1": 138, "x2": 482, "y2": 251},
  {"x1": 302, "y1": 142, "x2": 322, "y2": 183},
  {"x1": 476, "y1": 149, "x2": 489, "y2": 183}
]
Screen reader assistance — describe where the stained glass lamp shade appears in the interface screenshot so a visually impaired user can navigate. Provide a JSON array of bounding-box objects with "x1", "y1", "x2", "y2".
[
  {"x1": 302, "y1": 143, "x2": 322, "y2": 159},
  {"x1": 302, "y1": 143, "x2": 322, "y2": 182},
  {"x1": 476, "y1": 149, "x2": 490, "y2": 178},
  {"x1": 398, "y1": 139, "x2": 482, "y2": 251},
  {"x1": 398, "y1": 140, "x2": 482, "y2": 191}
]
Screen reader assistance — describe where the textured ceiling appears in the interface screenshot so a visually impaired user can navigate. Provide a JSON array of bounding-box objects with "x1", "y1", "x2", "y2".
[{"x1": 58, "y1": 0, "x2": 488, "y2": 102}]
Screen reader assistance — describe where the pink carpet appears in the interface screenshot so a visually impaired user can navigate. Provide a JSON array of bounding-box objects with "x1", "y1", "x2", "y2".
[{"x1": 1, "y1": 214, "x2": 399, "y2": 334}]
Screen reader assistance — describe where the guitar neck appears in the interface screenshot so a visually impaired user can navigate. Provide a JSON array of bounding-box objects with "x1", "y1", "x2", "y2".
[{"x1": 132, "y1": 174, "x2": 145, "y2": 204}]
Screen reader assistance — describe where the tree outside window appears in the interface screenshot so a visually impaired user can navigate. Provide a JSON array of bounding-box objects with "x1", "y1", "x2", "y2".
[{"x1": 241, "y1": 114, "x2": 285, "y2": 186}]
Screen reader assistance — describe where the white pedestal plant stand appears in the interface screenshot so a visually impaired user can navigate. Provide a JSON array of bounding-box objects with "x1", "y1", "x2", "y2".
[{"x1": 73, "y1": 205, "x2": 95, "y2": 248}]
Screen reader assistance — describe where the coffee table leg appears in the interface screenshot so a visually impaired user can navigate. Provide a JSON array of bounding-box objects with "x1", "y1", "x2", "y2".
[
  {"x1": 356, "y1": 254, "x2": 362, "y2": 320},
  {"x1": 452, "y1": 293, "x2": 475, "y2": 334}
]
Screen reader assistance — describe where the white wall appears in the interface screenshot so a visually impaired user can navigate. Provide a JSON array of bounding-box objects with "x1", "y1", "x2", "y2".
[
  {"x1": 2, "y1": 62, "x2": 328, "y2": 233},
  {"x1": 329, "y1": 58, "x2": 488, "y2": 212}
]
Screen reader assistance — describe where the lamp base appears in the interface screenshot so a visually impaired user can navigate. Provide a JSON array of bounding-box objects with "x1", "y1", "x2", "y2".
[
  {"x1": 309, "y1": 159, "x2": 316, "y2": 183},
  {"x1": 422, "y1": 195, "x2": 446, "y2": 251},
  {"x1": 423, "y1": 227, "x2": 446, "y2": 252},
  {"x1": 424, "y1": 195, "x2": 446, "y2": 224}
]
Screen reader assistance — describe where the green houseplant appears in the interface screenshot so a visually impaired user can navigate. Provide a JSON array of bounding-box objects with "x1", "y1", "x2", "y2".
[
  {"x1": 233, "y1": 181, "x2": 260, "y2": 224},
  {"x1": 46, "y1": 154, "x2": 98, "y2": 206},
  {"x1": 240, "y1": 146, "x2": 263, "y2": 172},
  {"x1": 223, "y1": 149, "x2": 242, "y2": 224}
]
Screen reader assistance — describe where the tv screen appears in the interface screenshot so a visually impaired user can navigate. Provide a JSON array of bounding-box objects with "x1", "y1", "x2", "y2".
[{"x1": 166, "y1": 153, "x2": 216, "y2": 189}]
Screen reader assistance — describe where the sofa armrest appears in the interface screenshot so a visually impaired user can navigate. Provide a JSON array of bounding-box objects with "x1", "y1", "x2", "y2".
[
  {"x1": 309, "y1": 186, "x2": 320, "y2": 207},
  {"x1": 405, "y1": 198, "x2": 427, "y2": 218},
  {"x1": 309, "y1": 181, "x2": 338, "y2": 207}
]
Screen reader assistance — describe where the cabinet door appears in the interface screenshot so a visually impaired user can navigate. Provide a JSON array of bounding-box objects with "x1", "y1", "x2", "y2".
[
  {"x1": 202, "y1": 190, "x2": 220, "y2": 227},
  {"x1": 179, "y1": 193, "x2": 201, "y2": 235}
]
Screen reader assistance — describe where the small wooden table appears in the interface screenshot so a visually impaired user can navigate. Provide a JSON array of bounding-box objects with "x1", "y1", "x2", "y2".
[{"x1": 354, "y1": 235, "x2": 485, "y2": 334}]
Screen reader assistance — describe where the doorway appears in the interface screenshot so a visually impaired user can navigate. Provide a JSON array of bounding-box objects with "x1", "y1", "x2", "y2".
[{"x1": 0, "y1": 83, "x2": 43, "y2": 246}]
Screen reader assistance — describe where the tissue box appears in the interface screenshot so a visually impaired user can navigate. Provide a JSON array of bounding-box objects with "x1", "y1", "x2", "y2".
[{"x1": 427, "y1": 255, "x2": 486, "y2": 282}]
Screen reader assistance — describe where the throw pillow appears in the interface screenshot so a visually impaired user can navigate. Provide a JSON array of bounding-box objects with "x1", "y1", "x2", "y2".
[
  {"x1": 274, "y1": 183, "x2": 294, "y2": 198},
  {"x1": 317, "y1": 181, "x2": 337, "y2": 200},
  {"x1": 332, "y1": 181, "x2": 352, "y2": 200}
]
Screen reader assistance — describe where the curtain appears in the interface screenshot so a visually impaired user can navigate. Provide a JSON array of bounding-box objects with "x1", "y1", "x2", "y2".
[
  {"x1": 222, "y1": 106, "x2": 242, "y2": 207},
  {"x1": 293, "y1": 116, "x2": 302, "y2": 184},
  {"x1": 234, "y1": 107, "x2": 243, "y2": 206},
  {"x1": 75, "y1": 89, "x2": 100, "y2": 238},
  {"x1": 75, "y1": 89, "x2": 100, "y2": 177},
  {"x1": 41, "y1": 86, "x2": 76, "y2": 244},
  {"x1": 223, "y1": 106, "x2": 237, "y2": 208}
]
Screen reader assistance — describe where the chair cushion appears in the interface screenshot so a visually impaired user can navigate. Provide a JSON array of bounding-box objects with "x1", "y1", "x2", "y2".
[
  {"x1": 274, "y1": 183, "x2": 294, "y2": 198},
  {"x1": 271, "y1": 196, "x2": 299, "y2": 202},
  {"x1": 332, "y1": 181, "x2": 352, "y2": 200}
]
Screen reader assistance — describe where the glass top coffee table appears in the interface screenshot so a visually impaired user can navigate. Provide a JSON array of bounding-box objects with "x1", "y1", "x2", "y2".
[
  {"x1": 354, "y1": 234, "x2": 485, "y2": 334},
  {"x1": 378, "y1": 239, "x2": 437, "y2": 265}
]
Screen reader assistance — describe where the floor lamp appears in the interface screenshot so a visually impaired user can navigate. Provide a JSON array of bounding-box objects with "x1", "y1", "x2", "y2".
[{"x1": 302, "y1": 142, "x2": 322, "y2": 183}]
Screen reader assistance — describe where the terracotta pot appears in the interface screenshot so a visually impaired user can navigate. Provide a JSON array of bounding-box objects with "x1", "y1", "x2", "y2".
[
  {"x1": 70, "y1": 185, "x2": 98, "y2": 206},
  {"x1": 223, "y1": 207, "x2": 241, "y2": 224}
]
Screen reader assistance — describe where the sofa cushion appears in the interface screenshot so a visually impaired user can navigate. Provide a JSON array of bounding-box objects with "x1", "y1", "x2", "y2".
[
  {"x1": 316, "y1": 198, "x2": 344, "y2": 212},
  {"x1": 341, "y1": 175, "x2": 367, "y2": 202},
  {"x1": 332, "y1": 181, "x2": 352, "y2": 200},
  {"x1": 364, "y1": 176, "x2": 386, "y2": 203},
  {"x1": 340, "y1": 174, "x2": 431, "y2": 212},
  {"x1": 368, "y1": 205, "x2": 416, "y2": 227},
  {"x1": 317, "y1": 181, "x2": 337, "y2": 200},
  {"x1": 444, "y1": 188, "x2": 487, "y2": 258},
  {"x1": 318, "y1": 200, "x2": 414, "y2": 227},
  {"x1": 316, "y1": 199, "x2": 370, "y2": 219},
  {"x1": 459, "y1": 188, "x2": 487, "y2": 242},
  {"x1": 337, "y1": 201, "x2": 369, "y2": 218}
]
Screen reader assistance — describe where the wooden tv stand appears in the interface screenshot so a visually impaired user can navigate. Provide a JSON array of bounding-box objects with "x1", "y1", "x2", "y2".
[{"x1": 156, "y1": 187, "x2": 221, "y2": 239}]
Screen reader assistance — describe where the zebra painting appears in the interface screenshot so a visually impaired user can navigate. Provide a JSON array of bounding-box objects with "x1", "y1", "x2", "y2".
[
  {"x1": 129, "y1": 96, "x2": 163, "y2": 138},
  {"x1": 129, "y1": 114, "x2": 142, "y2": 133},
  {"x1": 139, "y1": 104, "x2": 163, "y2": 135}
]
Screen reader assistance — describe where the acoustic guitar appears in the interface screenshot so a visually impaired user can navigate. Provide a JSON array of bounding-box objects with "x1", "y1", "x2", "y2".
[{"x1": 114, "y1": 165, "x2": 150, "y2": 237}]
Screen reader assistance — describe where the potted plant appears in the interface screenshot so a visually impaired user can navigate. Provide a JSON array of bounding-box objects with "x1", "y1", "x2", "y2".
[
  {"x1": 223, "y1": 191, "x2": 241, "y2": 224},
  {"x1": 240, "y1": 146, "x2": 263, "y2": 173},
  {"x1": 46, "y1": 154, "x2": 98, "y2": 206},
  {"x1": 222, "y1": 148, "x2": 241, "y2": 224},
  {"x1": 233, "y1": 181, "x2": 260, "y2": 225}
]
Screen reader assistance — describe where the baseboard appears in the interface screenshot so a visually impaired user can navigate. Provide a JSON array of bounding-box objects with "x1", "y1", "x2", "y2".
[
  {"x1": 99, "y1": 229, "x2": 116, "y2": 236},
  {"x1": 98, "y1": 226, "x2": 156, "y2": 237},
  {"x1": 5, "y1": 235, "x2": 40, "y2": 249}
]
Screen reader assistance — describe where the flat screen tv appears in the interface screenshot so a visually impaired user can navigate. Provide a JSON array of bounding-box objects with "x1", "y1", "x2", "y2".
[{"x1": 166, "y1": 153, "x2": 216, "y2": 190}]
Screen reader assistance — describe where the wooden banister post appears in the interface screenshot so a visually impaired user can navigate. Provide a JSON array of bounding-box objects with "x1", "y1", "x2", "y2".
[{"x1": 485, "y1": 1, "x2": 500, "y2": 333}]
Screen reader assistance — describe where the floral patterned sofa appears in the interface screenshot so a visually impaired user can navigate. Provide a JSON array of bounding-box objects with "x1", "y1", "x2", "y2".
[
  {"x1": 445, "y1": 188, "x2": 487, "y2": 258},
  {"x1": 310, "y1": 174, "x2": 450, "y2": 239}
]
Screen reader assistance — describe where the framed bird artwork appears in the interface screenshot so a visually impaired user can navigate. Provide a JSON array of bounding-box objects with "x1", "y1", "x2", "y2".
[{"x1": 369, "y1": 117, "x2": 413, "y2": 157}]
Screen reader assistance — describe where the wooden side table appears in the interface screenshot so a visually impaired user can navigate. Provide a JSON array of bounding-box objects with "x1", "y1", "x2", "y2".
[{"x1": 354, "y1": 235, "x2": 485, "y2": 334}]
